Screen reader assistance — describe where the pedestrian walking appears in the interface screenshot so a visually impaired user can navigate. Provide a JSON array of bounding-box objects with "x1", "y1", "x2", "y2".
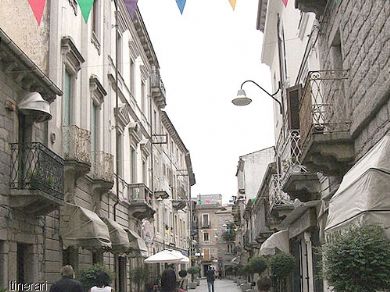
[
  {"x1": 161, "y1": 265, "x2": 177, "y2": 292},
  {"x1": 90, "y1": 271, "x2": 114, "y2": 292},
  {"x1": 49, "y1": 265, "x2": 83, "y2": 292},
  {"x1": 206, "y1": 267, "x2": 216, "y2": 292}
]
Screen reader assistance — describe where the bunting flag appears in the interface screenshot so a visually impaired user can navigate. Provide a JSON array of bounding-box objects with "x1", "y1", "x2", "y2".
[
  {"x1": 282, "y1": 0, "x2": 288, "y2": 7},
  {"x1": 176, "y1": 0, "x2": 186, "y2": 14},
  {"x1": 229, "y1": 0, "x2": 236, "y2": 10},
  {"x1": 27, "y1": 0, "x2": 46, "y2": 25},
  {"x1": 77, "y1": 0, "x2": 95, "y2": 22},
  {"x1": 124, "y1": 0, "x2": 138, "y2": 16}
]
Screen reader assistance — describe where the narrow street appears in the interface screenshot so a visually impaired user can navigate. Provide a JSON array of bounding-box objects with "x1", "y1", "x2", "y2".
[{"x1": 193, "y1": 279, "x2": 242, "y2": 292}]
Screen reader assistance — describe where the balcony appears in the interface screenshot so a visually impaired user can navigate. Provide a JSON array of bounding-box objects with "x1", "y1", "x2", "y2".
[
  {"x1": 269, "y1": 174, "x2": 293, "y2": 219},
  {"x1": 299, "y1": 70, "x2": 354, "y2": 176},
  {"x1": 295, "y1": 0, "x2": 327, "y2": 17},
  {"x1": 91, "y1": 151, "x2": 114, "y2": 191},
  {"x1": 200, "y1": 223, "x2": 210, "y2": 229},
  {"x1": 128, "y1": 183, "x2": 155, "y2": 220},
  {"x1": 177, "y1": 184, "x2": 187, "y2": 200},
  {"x1": 172, "y1": 200, "x2": 187, "y2": 210},
  {"x1": 151, "y1": 69, "x2": 166, "y2": 108},
  {"x1": 9, "y1": 142, "x2": 64, "y2": 215},
  {"x1": 154, "y1": 178, "x2": 171, "y2": 199},
  {"x1": 63, "y1": 125, "x2": 91, "y2": 175},
  {"x1": 278, "y1": 130, "x2": 320, "y2": 202}
]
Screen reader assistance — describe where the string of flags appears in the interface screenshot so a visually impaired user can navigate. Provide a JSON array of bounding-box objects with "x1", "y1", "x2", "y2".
[{"x1": 27, "y1": 0, "x2": 348, "y2": 26}]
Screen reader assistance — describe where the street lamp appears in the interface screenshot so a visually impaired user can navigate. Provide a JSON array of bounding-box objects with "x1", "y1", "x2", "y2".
[{"x1": 232, "y1": 80, "x2": 282, "y2": 114}]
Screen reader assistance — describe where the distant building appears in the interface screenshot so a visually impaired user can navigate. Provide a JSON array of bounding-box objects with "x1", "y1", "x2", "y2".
[
  {"x1": 196, "y1": 194, "x2": 223, "y2": 206},
  {"x1": 195, "y1": 200, "x2": 236, "y2": 277}
]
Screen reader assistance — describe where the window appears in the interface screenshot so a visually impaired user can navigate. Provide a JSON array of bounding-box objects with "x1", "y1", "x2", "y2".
[
  {"x1": 91, "y1": 0, "x2": 99, "y2": 37},
  {"x1": 130, "y1": 58, "x2": 135, "y2": 94},
  {"x1": 117, "y1": 133, "x2": 123, "y2": 177},
  {"x1": 117, "y1": 33, "x2": 123, "y2": 73},
  {"x1": 203, "y1": 232, "x2": 209, "y2": 242},
  {"x1": 63, "y1": 246, "x2": 79, "y2": 273},
  {"x1": 118, "y1": 256, "x2": 127, "y2": 292},
  {"x1": 156, "y1": 207, "x2": 160, "y2": 233},
  {"x1": 153, "y1": 110, "x2": 157, "y2": 133},
  {"x1": 63, "y1": 70, "x2": 73, "y2": 126},
  {"x1": 141, "y1": 81, "x2": 146, "y2": 112},
  {"x1": 202, "y1": 214, "x2": 209, "y2": 227},
  {"x1": 130, "y1": 147, "x2": 137, "y2": 183},
  {"x1": 330, "y1": 31, "x2": 343, "y2": 70},
  {"x1": 277, "y1": 14, "x2": 288, "y2": 86},
  {"x1": 92, "y1": 251, "x2": 103, "y2": 265},
  {"x1": 91, "y1": 102, "x2": 98, "y2": 153},
  {"x1": 142, "y1": 159, "x2": 147, "y2": 184}
]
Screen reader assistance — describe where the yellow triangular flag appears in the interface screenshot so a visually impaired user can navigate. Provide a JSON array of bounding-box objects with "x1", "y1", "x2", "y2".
[{"x1": 229, "y1": 0, "x2": 236, "y2": 10}]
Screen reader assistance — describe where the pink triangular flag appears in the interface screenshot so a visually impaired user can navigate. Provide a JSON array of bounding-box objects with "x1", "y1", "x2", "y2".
[
  {"x1": 28, "y1": 0, "x2": 46, "y2": 25},
  {"x1": 282, "y1": 0, "x2": 288, "y2": 7},
  {"x1": 229, "y1": 0, "x2": 237, "y2": 10},
  {"x1": 124, "y1": 0, "x2": 138, "y2": 16}
]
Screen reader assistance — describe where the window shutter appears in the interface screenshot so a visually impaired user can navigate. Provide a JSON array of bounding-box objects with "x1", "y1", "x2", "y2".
[{"x1": 286, "y1": 84, "x2": 302, "y2": 130}]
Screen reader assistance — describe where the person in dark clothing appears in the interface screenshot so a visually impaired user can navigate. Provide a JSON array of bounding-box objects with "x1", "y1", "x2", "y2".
[
  {"x1": 161, "y1": 265, "x2": 177, "y2": 292},
  {"x1": 206, "y1": 267, "x2": 215, "y2": 292},
  {"x1": 49, "y1": 265, "x2": 83, "y2": 292}
]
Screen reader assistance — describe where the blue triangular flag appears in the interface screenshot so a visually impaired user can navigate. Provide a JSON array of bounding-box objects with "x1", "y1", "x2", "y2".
[{"x1": 176, "y1": 0, "x2": 186, "y2": 14}]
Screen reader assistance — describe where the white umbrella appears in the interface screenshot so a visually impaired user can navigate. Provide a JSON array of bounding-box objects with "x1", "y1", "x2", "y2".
[
  {"x1": 144, "y1": 249, "x2": 185, "y2": 264},
  {"x1": 171, "y1": 250, "x2": 189, "y2": 264}
]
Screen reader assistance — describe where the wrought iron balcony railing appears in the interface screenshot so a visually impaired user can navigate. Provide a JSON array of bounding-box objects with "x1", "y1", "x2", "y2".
[
  {"x1": 299, "y1": 70, "x2": 350, "y2": 147},
  {"x1": 269, "y1": 174, "x2": 292, "y2": 212},
  {"x1": 277, "y1": 129, "x2": 307, "y2": 185},
  {"x1": 63, "y1": 125, "x2": 91, "y2": 166},
  {"x1": 10, "y1": 142, "x2": 64, "y2": 200},
  {"x1": 91, "y1": 151, "x2": 114, "y2": 183},
  {"x1": 154, "y1": 177, "x2": 171, "y2": 199}
]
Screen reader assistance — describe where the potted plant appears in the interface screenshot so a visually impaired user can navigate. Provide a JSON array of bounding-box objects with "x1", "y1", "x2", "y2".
[
  {"x1": 187, "y1": 266, "x2": 200, "y2": 289},
  {"x1": 247, "y1": 256, "x2": 267, "y2": 275},
  {"x1": 79, "y1": 264, "x2": 113, "y2": 291},
  {"x1": 257, "y1": 277, "x2": 272, "y2": 292},
  {"x1": 270, "y1": 252, "x2": 295, "y2": 292},
  {"x1": 322, "y1": 225, "x2": 390, "y2": 292},
  {"x1": 130, "y1": 266, "x2": 149, "y2": 292}
]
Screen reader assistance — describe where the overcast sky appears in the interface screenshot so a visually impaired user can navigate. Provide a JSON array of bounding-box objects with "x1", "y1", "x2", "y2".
[{"x1": 139, "y1": 0, "x2": 275, "y2": 202}]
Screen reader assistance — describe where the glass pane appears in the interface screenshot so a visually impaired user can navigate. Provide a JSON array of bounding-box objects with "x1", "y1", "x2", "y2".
[{"x1": 63, "y1": 71, "x2": 72, "y2": 126}]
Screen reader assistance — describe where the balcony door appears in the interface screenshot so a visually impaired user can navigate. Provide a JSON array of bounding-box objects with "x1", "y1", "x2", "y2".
[{"x1": 63, "y1": 70, "x2": 73, "y2": 127}]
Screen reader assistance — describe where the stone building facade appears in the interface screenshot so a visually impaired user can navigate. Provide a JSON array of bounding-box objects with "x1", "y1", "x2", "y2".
[
  {"x1": 244, "y1": 0, "x2": 390, "y2": 291},
  {"x1": 0, "y1": 0, "x2": 195, "y2": 290}
]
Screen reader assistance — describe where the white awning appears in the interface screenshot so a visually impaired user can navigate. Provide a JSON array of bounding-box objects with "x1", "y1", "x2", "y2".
[
  {"x1": 125, "y1": 228, "x2": 148, "y2": 257},
  {"x1": 325, "y1": 135, "x2": 390, "y2": 238},
  {"x1": 60, "y1": 204, "x2": 111, "y2": 250},
  {"x1": 101, "y1": 217, "x2": 130, "y2": 254},
  {"x1": 259, "y1": 230, "x2": 289, "y2": 256}
]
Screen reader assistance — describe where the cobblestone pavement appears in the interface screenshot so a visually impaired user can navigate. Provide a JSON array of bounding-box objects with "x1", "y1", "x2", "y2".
[{"x1": 192, "y1": 279, "x2": 242, "y2": 292}]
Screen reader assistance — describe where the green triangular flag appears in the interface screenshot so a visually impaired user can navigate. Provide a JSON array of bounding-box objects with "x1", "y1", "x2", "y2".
[{"x1": 77, "y1": 0, "x2": 94, "y2": 22}]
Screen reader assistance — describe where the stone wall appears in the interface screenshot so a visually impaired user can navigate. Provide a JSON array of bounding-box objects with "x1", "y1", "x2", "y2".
[
  {"x1": 317, "y1": 0, "x2": 390, "y2": 160},
  {"x1": 0, "y1": 0, "x2": 50, "y2": 72}
]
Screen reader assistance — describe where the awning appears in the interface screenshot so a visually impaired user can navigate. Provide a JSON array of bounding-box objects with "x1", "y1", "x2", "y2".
[
  {"x1": 125, "y1": 228, "x2": 148, "y2": 257},
  {"x1": 280, "y1": 200, "x2": 320, "y2": 228},
  {"x1": 101, "y1": 217, "x2": 130, "y2": 254},
  {"x1": 259, "y1": 230, "x2": 289, "y2": 256},
  {"x1": 325, "y1": 134, "x2": 390, "y2": 239},
  {"x1": 60, "y1": 204, "x2": 111, "y2": 250}
]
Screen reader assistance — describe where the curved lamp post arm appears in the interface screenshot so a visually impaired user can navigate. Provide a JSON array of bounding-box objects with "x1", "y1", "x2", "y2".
[{"x1": 240, "y1": 80, "x2": 283, "y2": 114}]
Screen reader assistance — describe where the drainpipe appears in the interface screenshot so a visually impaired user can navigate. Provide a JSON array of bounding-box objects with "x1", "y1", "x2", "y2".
[
  {"x1": 112, "y1": 1, "x2": 119, "y2": 291},
  {"x1": 113, "y1": 0, "x2": 119, "y2": 222}
]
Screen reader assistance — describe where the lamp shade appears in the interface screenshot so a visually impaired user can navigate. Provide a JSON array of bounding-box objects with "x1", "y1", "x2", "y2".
[
  {"x1": 18, "y1": 92, "x2": 52, "y2": 122},
  {"x1": 232, "y1": 89, "x2": 252, "y2": 106}
]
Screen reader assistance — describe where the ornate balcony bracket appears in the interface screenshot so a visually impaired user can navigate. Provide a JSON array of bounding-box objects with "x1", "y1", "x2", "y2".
[
  {"x1": 9, "y1": 142, "x2": 64, "y2": 215},
  {"x1": 282, "y1": 172, "x2": 321, "y2": 202},
  {"x1": 172, "y1": 200, "x2": 187, "y2": 211},
  {"x1": 128, "y1": 183, "x2": 155, "y2": 220},
  {"x1": 295, "y1": 0, "x2": 327, "y2": 17}
]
